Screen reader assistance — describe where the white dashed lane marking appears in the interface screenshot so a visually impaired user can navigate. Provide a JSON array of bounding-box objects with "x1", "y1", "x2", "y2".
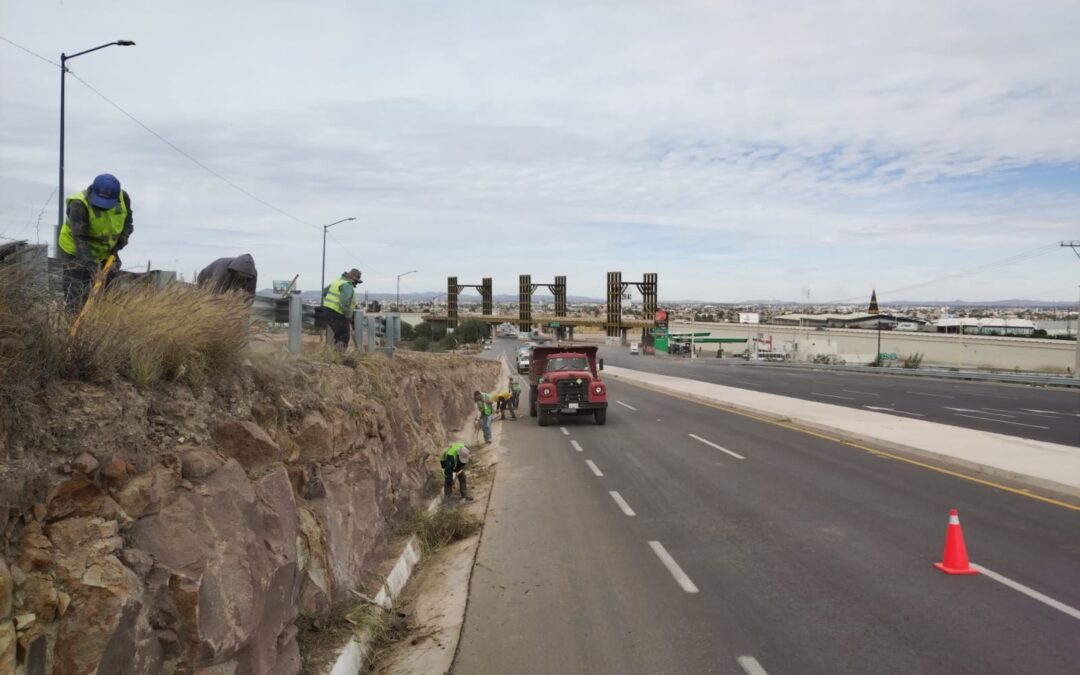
[
  {"x1": 570, "y1": 440, "x2": 584, "y2": 452},
  {"x1": 737, "y1": 655, "x2": 770, "y2": 675},
  {"x1": 648, "y1": 541, "x2": 699, "y2": 593},
  {"x1": 560, "y1": 427, "x2": 570, "y2": 435},
  {"x1": 616, "y1": 400, "x2": 637, "y2": 411},
  {"x1": 608, "y1": 491, "x2": 636, "y2": 516},
  {"x1": 688, "y1": 433, "x2": 745, "y2": 460},
  {"x1": 585, "y1": 459, "x2": 603, "y2": 476}
]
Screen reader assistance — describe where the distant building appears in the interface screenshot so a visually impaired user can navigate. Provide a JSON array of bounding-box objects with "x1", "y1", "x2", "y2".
[
  {"x1": 772, "y1": 312, "x2": 926, "y2": 330},
  {"x1": 935, "y1": 318, "x2": 1036, "y2": 336}
]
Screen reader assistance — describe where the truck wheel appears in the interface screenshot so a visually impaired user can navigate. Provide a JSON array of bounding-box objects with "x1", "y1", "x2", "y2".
[
  {"x1": 538, "y1": 409, "x2": 550, "y2": 427},
  {"x1": 594, "y1": 409, "x2": 607, "y2": 425},
  {"x1": 529, "y1": 387, "x2": 537, "y2": 418}
]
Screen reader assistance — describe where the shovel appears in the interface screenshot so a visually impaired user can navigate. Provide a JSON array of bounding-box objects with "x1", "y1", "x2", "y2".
[{"x1": 69, "y1": 252, "x2": 119, "y2": 338}]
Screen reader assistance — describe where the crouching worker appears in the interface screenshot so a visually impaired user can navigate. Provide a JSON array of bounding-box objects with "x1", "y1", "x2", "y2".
[
  {"x1": 493, "y1": 391, "x2": 515, "y2": 420},
  {"x1": 440, "y1": 443, "x2": 472, "y2": 502}
]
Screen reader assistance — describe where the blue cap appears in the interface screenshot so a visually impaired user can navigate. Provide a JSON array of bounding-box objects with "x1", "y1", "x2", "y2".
[{"x1": 89, "y1": 174, "x2": 121, "y2": 209}]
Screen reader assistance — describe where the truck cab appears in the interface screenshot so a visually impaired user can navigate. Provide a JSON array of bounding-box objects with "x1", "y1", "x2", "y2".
[{"x1": 528, "y1": 345, "x2": 608, "y2": 426}]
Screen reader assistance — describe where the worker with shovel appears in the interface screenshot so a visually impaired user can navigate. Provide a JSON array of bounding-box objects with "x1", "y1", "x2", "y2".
[
  {"x1": 58, "y1": 173, "x2": 133, "y2": 309},
  {"x1": 440, "y1": 443, "x2": 472, "y2": 502},
  {"x1": 322, "y1": 268, "x2": 362, "y2": 348},
  {"x1": 473, "y1": 390, "x2": 494, "y2": 443},
  {"x1": 509, "y1": 376, "x2": 523, "y2": 413}
]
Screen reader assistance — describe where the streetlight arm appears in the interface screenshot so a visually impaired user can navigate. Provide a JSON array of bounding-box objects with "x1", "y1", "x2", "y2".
[
  {"x1": 323, "y1": 216, "x2": 356, "y2": 232},
  {"x1": 65, "y1": 40, "x2": 136, "y2": 61}
]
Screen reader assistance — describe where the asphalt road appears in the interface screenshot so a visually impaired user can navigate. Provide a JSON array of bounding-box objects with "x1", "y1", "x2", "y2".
[
  {"x1": 456, "y1": 345, "x2": 1080, "y2": 674},
  {"x1": 593, "y1": 345, "x2": 1080, "y2": 447}
]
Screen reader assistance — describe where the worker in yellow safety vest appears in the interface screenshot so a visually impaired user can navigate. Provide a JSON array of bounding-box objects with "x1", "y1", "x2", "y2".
[
  {"x1": 439, "y1": 442, "x2": 472, "y2": 501},
  {"x1": 473, "y1": 390, "x2": 494, "y2": 443},
  {"x1": 322, "y1": 268, "x2": 363, "y2": 348},
  {"x1": 58, "y1": 174, "x2": 133, "y2": 308}
]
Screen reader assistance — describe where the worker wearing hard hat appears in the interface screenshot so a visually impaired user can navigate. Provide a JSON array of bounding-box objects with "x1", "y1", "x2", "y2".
[
  {"x1": 440, "y1": 442, "x2": 472, "y2": 502},
  {"x1": 322, "y1": 268, "x2": 362, "y2": 348},
  {"x1": 58, "y1": 173, "x2": 133, "y2": 308}
]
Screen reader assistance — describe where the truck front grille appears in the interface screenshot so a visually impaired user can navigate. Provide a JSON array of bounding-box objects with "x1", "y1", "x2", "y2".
[{"x1": 556, "y1": 379, "x2": 588, "y2": 403}]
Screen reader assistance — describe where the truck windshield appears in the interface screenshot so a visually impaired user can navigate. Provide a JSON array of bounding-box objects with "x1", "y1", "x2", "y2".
[{"x1": 545, "y1": 356, "x2": 589, "y2": 372}]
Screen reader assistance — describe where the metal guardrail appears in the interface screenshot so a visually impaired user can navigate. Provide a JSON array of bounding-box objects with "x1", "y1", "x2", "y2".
[{"x1": 736, "y1": 360, "x2": 1080, "y2": 388}]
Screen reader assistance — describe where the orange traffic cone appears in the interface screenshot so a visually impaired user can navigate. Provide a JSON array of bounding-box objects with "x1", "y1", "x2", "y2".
[{"x1": 934, "y1": 508, "x2": 978, "y2": 575}]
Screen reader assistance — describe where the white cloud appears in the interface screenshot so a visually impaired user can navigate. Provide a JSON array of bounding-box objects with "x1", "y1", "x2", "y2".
[{"x1": 1, "y1": 0, "x2": 1078, "y2": 301}]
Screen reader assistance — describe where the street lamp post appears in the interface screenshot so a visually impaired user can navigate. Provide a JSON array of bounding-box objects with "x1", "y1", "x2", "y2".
[
  {"x1": 396, "y1": 270, "x2": 417, "y2": 311},
  {"x1": 57, "y1": 40, "x2": 135, "y2": 254},
  {"x1": 320, "y1": 217, "x2": 356, "y2": 297}
]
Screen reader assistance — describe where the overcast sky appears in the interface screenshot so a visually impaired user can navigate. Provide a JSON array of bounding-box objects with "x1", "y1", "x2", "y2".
[{"x1": 2, "y1": 0, "x2": 1078, "y2": 303}]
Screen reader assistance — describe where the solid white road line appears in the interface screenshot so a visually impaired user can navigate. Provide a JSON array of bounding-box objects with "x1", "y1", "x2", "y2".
[
  {"x1": 843, "y1": 389, "x2": 880, "y2": 396},
  {"x1": 616, "y1": 400, "x2": 638, "y2": 411},
  {"x1": 560, "y1": 427, "x2": 570, "y2": 435},
  {"x1": 688, "y1": 433, "x2": 746, "y2": 460},
  {"x1": 585, "y1": 459, "x2": 603, "y2": 476},
  {"x1": 972, "y1": 564, "x2": 1080, "y2": 621},
  {"x1": 811, "y1": 392, "x2": 854, "y2": 400},
  {"x1": 737, "y1": 656, "x2": 770, "y2": 675},
  {"x1": 570, "y1": 440, "x2": 584, "y2": 452},
  {"x1": 608, "y1": 491, "x2": 636, "y2": 516},
  {"x1": 863, "y1": 405, "x2": 925, "y2": 417},
  {"x1": 952, "y1": 413, "x2": 1050, "y2": 430},
  {"x1": 734, "y1": 380, "x2": 757, "y2": 386},
  {"x1": 907, "y1": 391, "x2": 955, "y2": 399},
  {"x1": 648, "y1": 541, "x2": 699, "y2": 593}
]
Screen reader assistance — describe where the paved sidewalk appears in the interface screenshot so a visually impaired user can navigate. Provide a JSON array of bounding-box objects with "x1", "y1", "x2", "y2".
[{"x1": 605, "y1": 365, "x2": 1080, "y2": 501}]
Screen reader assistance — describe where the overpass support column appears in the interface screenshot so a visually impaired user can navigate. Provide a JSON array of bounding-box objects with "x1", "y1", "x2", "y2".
[
  {"x1": 519, "y1": 274, "x2": 532, "y2": 333},
  {"x1": 568, "y1": 326, "x2": 575, "y2": 342}
]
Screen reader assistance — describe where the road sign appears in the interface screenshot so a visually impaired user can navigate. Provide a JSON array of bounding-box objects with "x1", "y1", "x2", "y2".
[{"x1": 549, "y1": 321, "x2": 561, "y2": 328}]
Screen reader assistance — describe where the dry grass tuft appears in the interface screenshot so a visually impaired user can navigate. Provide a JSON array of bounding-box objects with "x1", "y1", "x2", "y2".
[
  {"x1": 0, "y1": 264, "x2": 252, "y2": 425},
  {"x1": 410, "y1": 506, "x2": 481, "y2": 554},
  {"x1": 69, "y1": 281, "x2": 251, "y2": 386}
]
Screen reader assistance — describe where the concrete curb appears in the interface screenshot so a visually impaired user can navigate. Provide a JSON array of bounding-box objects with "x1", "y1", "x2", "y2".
[
  {"x1": 606, "y1": 370, "x2": 1080, "y2": 504},
  {"x1": 326, "y1": 498, "x2": 435, "y2": 675},
  {"x1": 327, "y1": 356, "x2": 507, "y2": 674}
]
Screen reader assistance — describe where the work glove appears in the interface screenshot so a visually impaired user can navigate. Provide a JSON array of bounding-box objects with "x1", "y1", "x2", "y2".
[{"x1": 115, "y1": 235, "x2": 129, "y2": 251}]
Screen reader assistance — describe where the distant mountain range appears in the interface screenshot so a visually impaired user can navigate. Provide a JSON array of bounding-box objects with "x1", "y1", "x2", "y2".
[{"x1": 257, "y1": 290, "x2": 1074, "y2": 308}]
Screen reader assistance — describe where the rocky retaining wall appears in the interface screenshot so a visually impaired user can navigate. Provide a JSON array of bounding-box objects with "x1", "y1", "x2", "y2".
[{"x1": 0, "y1": 352, "x2": 498, "y2": 674}]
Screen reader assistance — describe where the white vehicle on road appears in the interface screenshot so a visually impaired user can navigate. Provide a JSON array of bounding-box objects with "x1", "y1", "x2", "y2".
[{"x1": 630, "y1": 342, "x2": 640, "y2": 355}]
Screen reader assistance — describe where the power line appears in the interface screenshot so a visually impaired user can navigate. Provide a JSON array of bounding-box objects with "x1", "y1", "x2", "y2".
[
  {"x1": 0, "y1": 35, "x2": 59, "y2": 67},
  {"x1": 67, "y1": 72, "x2": 317, "y2": 230},
  {"x1": 2, "y1": 35, "x2": 321, "y2": 231},
  {"x1": 824, "y1": 242, "x2": 1061, "y2": 304},
  {"x1": 326, "y1": 230, "x2": 385, "y2": 279}
]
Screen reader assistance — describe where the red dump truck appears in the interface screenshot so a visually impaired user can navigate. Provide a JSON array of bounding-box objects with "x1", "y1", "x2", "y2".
[{"x1": 528, "y1": 345, "x2": 608, "y2": 426}]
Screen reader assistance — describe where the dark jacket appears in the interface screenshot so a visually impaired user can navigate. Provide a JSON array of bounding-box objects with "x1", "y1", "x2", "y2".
[{"x1": 197, "y1": 254, "x2": 258, "y2": 301}]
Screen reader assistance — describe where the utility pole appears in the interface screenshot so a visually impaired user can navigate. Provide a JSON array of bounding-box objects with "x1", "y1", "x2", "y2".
[{"x1": 1063, "y1": 241, "x2": 1080, "y2": 379}]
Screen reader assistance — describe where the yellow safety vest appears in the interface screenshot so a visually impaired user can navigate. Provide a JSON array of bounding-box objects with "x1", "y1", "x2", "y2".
[
  {"x1": 441, "y1": 443, "x2": 465, "y2": 462},
  {"x1": 323, "y1": 277, "x2": 355, "y2": 316},
  {"x1": 58, "y1": 191, "x2": 128, "y2": 261}
]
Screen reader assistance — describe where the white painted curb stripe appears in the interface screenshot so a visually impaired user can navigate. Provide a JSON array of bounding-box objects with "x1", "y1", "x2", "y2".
[
  {"x1": 571, "y1": 440, "x2": 584, "y2": 452},
  {"x1": 688, "y1": 433, "x2": 745, "y2": 460},
  {"x1": 972, "y1": 563, "x2": 1080, "y2": 621},
  {"x1": 609, "y1": 491, "x2": 636, "y2": 516},
  {"x1": 585, "y1": 459, "x2": 603, "y2": 476},
  {"x1": 560, "y1": 426, "x2": 570, "y2": 435},
  {"x1": 328, "y1": 496, "x2": 440, "y2": 675},
  {"x1": 616, "y1": 400, "x2": 637, "y2": 410},
  {"x1": 737, "y1": 655, "x2": 769, "y2": 675},
  {"x1": 648, "y1": 541, "x2": 699, "y2": 593}
]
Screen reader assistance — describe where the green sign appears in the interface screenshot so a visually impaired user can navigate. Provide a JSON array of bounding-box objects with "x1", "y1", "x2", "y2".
[{"x1": 549, "y1": 321, "x2": 561, "y2": 328}]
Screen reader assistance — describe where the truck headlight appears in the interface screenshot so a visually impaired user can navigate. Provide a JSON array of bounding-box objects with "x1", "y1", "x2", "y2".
[
  {"x1": 594, "y1": 385, "x2": 603, "y2": 394},
  {"x1": 541, "y1": 386, "x2": 552, "y2": 397}
]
